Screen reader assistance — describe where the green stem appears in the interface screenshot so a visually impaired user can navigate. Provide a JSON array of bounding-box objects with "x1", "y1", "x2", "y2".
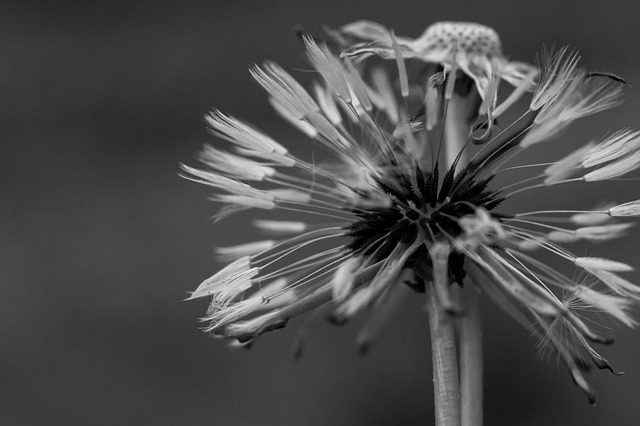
[
  {"x1": 426, "y1": 284, "x2": 461, "y2": 426},
  {"x1": 458, "y1": 289, "x2": 483, "y2": 426}
]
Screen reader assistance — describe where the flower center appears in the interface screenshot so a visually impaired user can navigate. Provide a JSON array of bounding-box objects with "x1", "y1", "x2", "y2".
[{"x1": 346, "y1": 164, "x2": 503, "y2": 285}]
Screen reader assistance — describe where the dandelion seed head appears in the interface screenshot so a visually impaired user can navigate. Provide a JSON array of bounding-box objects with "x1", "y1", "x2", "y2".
[{"x1": 183, "y1": 20, "x2": 640, "y2": 402}]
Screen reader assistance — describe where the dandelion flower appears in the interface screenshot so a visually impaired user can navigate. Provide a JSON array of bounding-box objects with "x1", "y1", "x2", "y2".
[{"x1": 184, "y1": 21, "x2": 640, "y2": 409}]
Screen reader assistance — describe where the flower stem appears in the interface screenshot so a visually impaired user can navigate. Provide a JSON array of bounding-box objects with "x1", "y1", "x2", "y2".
[
  {"x1": 425, "y1": 284, "x2": 461, "y2": 426},
  {"x1": 458, "y1": 288, "x2": 483, "y2": 426}
]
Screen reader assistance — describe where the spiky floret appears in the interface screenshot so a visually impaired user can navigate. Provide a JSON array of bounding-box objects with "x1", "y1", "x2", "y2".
[
  {"x1": 184, "y1": 21, "x2": 640, "y2": 403},
  {"x1": 346, "y1": 163, "x2": 502, "y2": 287}
]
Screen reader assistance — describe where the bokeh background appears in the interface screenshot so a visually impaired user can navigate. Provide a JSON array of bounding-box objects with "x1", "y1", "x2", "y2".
[{"x1": 4, "y1": 1, "x2": 640, "y2": 424}]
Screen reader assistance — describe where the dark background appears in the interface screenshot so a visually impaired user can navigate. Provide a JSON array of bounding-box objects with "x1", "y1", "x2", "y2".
[{"x1": 4, "y1": 1, "x2": 640, "y2": 425}]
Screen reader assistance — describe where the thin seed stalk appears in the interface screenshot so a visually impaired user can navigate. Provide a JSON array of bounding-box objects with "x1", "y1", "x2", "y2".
[
  {"x1": 458, "y1": 288, "x2": 483, "y2": 426},
  {"x1": 425, "y1": 283, "x2": 461, "y2": 426},
  {"x1": 448, "y1": 84, "x2": 484, "y2": 426}
]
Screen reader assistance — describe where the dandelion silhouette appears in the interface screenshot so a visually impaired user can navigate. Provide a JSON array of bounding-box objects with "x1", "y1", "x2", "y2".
[{"x1": 183, "y1": 21, "x2": 640, "y2": 426}]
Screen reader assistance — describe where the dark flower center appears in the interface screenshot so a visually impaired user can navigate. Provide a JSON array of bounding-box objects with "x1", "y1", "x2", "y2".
[{"x1": 346, "y1": 162, "x2": 503, "y2": 288}]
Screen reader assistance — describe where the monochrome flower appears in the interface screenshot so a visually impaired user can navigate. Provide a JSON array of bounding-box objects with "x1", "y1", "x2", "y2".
[
  {"x1": 336, "y1": 20, "x2": 534, "y2": 100},
  {"x1": 183, "y1": 21, "x2": 639, "y2": 403}
]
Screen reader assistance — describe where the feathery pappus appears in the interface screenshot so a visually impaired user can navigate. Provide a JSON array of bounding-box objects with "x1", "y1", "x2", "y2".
[{"x1": 182, "y1": 21, "x2": 640, "y2": 402}]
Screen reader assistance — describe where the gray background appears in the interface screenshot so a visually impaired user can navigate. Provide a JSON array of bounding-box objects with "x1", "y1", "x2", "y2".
[{"x1": 4, "y1": 0, "x2": 640, "y2": 425}]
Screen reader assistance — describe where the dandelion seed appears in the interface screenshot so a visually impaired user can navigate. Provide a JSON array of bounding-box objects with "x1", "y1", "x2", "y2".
[
  {"x1": 184, "y1": 21, "x2": 640, "y2": 407},
  {"x1": 609, "y1": 200, "x2": 640, "y2": 217}
]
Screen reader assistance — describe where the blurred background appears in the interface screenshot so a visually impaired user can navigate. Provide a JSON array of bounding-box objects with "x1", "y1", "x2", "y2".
[{"x1": 3, "y1": 0, "x2": 640, "y2": 424}]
